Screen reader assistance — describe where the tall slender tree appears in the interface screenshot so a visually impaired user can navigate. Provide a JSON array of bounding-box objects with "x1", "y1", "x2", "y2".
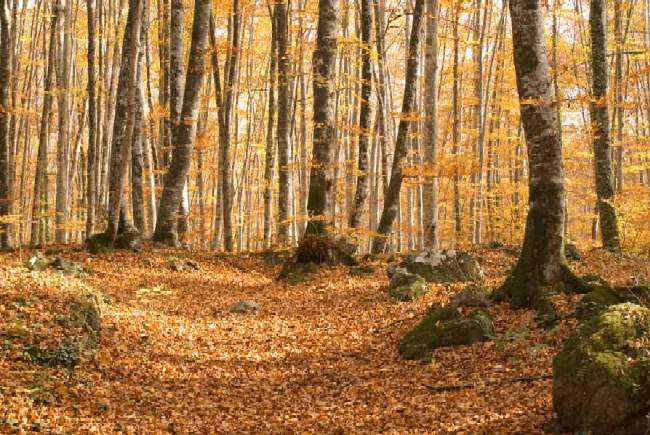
[
  {"x1": 422, "y1": 0, "x2": 439, "y2": 250},
  {"x1": 589, "y1": 0, "x2": 621, "y2": 251},
  {"x1": 276, "y1": 0, "x2": 291, "y2": 244},
  {"x1": 371, "y1": 0, "x2": 424, "y2": 254},
  {"x1": 86, "y1": 0, "x2": 98, "y2": 238},
  {"x1": 0, "y1": 0, "x2": 11, "y2": 248},
  {"x1": 349, "y1": 0, "x2": 373, "y2": 231},
  {"x1": 303, "y1": 0, "x2": 339, "y2": 237},
  {"x1": 153, "y1": 0, "x2": 212, "y2": 244}
]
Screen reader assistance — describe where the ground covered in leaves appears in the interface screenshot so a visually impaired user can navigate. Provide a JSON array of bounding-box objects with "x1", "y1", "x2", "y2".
[{"x1": 1, "y1": 246, "x2": 649, "y2": 433}]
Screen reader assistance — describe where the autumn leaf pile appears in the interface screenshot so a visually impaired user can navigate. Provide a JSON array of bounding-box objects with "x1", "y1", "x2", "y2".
[{"x1": 1, "y1": 246, "x2": 649, "y2": 433}]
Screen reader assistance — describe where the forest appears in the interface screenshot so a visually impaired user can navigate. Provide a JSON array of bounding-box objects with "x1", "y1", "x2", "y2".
[{"x1": 1, "y1": 0, "x2": 650, "y2": 432}]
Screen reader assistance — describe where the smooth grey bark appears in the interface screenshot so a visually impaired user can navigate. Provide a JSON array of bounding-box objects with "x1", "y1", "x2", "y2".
[
  {"x1": 31, "y1": 3, "x2": 61, "y2": 246},
  {"x1": 422, "y1": 0, "x2": 439, "y2": 250},
  {"x1": 276, "y1": 0, "x2": 291, "y2": 244},
  {"x1": 589, "y1": 0, "x2": 621, "y2": 251},
  {"x1": 169, "y1": 0, "x2": 189, "y2": 239},
  {"x1": 86, "y1": 0, "x2": 98, "y2": 238},
  {"x1": 349, "y1": 0, "x2": 373, "y2": 230},
  {"x1": 105, "y1": 0, "x2": 142, "y2": 243},
  {"x1": 371, "y1": 0, "x2": 424, "y2": 254},
  {"x1": 131, "y1": 6, "x2": 148, "y2": 235},
  {"x1": 263, "y1": 6, "x2": 277, "y2": 248},
  {"x1": 304, "y1": 0, "x2": 339, "y2": 236},
  {"x1": 495, "y1": 0, "x2": 583, "y2": 308},
  {"x1": 220, "y1": 0, "x2": 241, "y2": 252},
  {"x1": 0, "y1": 0, "x2": 11, "y2": 248},
  {"x1": 153, "y1": 0, "x2": 211, "y2": 244},
  {"x1": 55, "y1": 0, "x2": 71, "y2": 244}
]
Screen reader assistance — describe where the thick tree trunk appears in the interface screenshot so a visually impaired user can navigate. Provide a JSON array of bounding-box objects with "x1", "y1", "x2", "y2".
[
  {"x1": 153, "y1": 0, "x2": 211, "y2": 244},
  {"x1": 371, "y1": 0, "x2": 424, "y2": 254},
  {"x1": 304, "y1": 0, "x2": 339, "y2": 236},
  {"x1": 0, "y1": 0, "x2": 11, "y2": 248},
  {"x1": 495, "y1": 0, "x2": 584, "y2": 308},
  {"x1": 422, "y1": 0, "x2": 439, "y2": 250},
  {"x1": 349, "y1": 0, "x2": 373, "y2": 230},
  {"x1": 590, "y1": 0, "x2": 621, "y2": 251},
  {"x1": 276, "y1": 0, "x2": 291, "y2": 244}
]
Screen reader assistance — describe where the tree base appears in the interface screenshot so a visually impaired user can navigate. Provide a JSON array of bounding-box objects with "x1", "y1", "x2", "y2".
[
  {"x1": 295, "y1": 234, "x2": 357, "y2": 266},
  {"x1": 492, "y1": 262, "x2": 591, "y2": 309},
  {"x1": 87, "y1": 226, "x2": 141, "y2": 254}
]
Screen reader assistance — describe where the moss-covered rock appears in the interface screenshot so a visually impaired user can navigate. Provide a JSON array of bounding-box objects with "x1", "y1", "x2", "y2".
[
  {"x1": 553, "y1": 303, "x2": 650, "y2": 435},
  {"x1": 576, "y1": 283, "x2": 650, "y2": 321},
  {"x1": 449, "y1": 285, "x2": 491, "y2": 308},
  {"x1": 534, "y1": 297, "x2": 558, "y2": 329},
  {"x1": 278, "y1": 261, "x2": 319, "y2": 285},
  {"x1": 401, "y1": 249, "x2": 484, "y2": 283},
  {"x1": 86, "y1": 228, "x2": 142, "y2": 254},
  {"x1": 398, "y1": 307, "x2": 494, "y2": 361},
  {"x1": 388, "y1": 270, "x2": 428, "y2": 302}
]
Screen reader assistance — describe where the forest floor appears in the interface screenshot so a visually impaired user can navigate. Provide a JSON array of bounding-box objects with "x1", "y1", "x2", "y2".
[{"x1": 1, "y1": 245, "x2": 649, "y2": 434}]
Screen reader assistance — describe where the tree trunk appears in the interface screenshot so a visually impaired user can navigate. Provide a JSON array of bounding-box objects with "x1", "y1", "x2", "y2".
[
  {"x1": 263, "y1": 6, "x2": 277, "y2": 248},
  {"x1": 371, "y1": 0, "x2": 424, "y2": 254},
  {"x1": 276, "y1": 0, "x2": 291, "y2": 244},
  {"x1": 55, "y1": 0, "x2": 72, "y2": 244},
  {"x1": 220, "y1": 0, "x2": 241, "y2": 252},
  {"x1": 153, "y1": 0, "x2": 211, "y2": 244},
  {"x1": 304, "y1": 0, "x2": 339, "y2": 236},
  {"x1": 169, "y1": 0, "x2": 189, "y2": 239},
  {"x1": 31, "y1": 3, "x2": 61, "y2": 246},
  {"x1": 349, "y1": 0, "x2": 373, "y2": 230},
  {"x1": 86, "y1": 0, "x2": 98, "y2": 238},
  {"x1": 589, "y1": 0, "x2": 621, "y2": 251},
  {"x1": 422, "y1": 0, "x2": 439, "y2": 250},
  {"x1": 105, "y1": 0, "x2": 142, "y2": 243},
  {"x1": 495, "y1": 0, "x2": 584, "y2": 308},
  {"x1": 0, "y1": 0, "x2": 11, "y2": 248}
]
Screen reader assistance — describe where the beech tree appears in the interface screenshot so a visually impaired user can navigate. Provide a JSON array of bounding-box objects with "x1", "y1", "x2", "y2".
[
  {"x1": 0, "y1": 0, "x2": 10, "y2": 248},
  {"x1": 494, "y1": 0, "x2": 585, "y2": 308},
  {"x1": 371, "y1": 0, "x2": 424, "y2": 254},
  {"x1": 589, "y1": 0, "x2": 621, "y2": 251},
  {"x1": 153, "y1": 0, "x2": 212, "y2": 244},
  {"x1": 304, "y1": 0, "x2": 339, "y2": 237}
]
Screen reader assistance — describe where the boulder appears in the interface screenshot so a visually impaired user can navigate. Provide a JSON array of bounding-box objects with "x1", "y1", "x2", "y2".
[
  {"x1": 229, "y1": 300, "x2": 260, "y2": 314},
  {"x1": 398, "y1": 307, "x2": 494, "y2": 360},
  {"x1": 388, "y1": 269, "x2": 428, "y2": 302},
  {"x1": 25, "y1": 253, "x2": 51, "y2": 271},
  {"x1": 576, "y1": 283, "x2": 650, "y2": 321},
  {"x1": 553, "y1": 303, "x2": 650, "y2": 435},
  {"x1": 51, "y1": 257, "x2": 86, "y2": 277},
  {"x1": 401, "y1": 249, "x2": 484, "y2": 283},
  {"x1": 449, "y1": 285, "x2": 490, "y2": 308}
]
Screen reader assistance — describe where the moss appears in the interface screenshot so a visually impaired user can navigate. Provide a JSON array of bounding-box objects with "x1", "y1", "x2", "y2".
[
  {"x1": 278, "y1": 261, "x2": 320, "y2": 285},
  {"x1": 555, "y1": 303, "x2": 650, "y2": 394},
  {"x1": 350, "y1": 265, "x2": 374, "y2": 276},
  {"x1": 398, "y1": 308, "x2": 494, "y2": 360},
  {"x1": 388, "y1": 271, "x2": 428, "y2": 302},
  {"x1": 535, "y1": 297, "x2": 559, "y2": 329},
  {"x1": 86, "y1": 233, "x2": 112, "y2": 254},
  {"x1": 576, "y1": 284, "x2": 650, "y2": 321}
]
